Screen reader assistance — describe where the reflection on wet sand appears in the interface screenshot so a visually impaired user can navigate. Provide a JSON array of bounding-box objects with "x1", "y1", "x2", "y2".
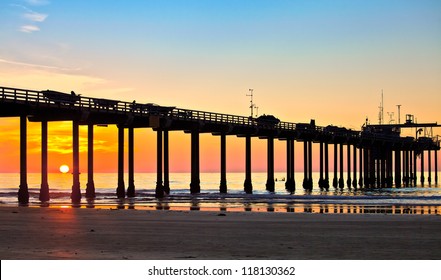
[{"x1": 36, "y1": 199, "x2": 441, "y2": 215}]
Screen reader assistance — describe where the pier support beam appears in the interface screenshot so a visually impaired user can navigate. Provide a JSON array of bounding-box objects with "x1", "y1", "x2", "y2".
[
  {"x1": 86, "y1": 124, "x2": 95, "y2": 199},
  {"x1": 302, "y1": 140, "x2": 313, "y2": 190},
  {"x1": 404, "y1": 150, "x2": 409, "y2": 187},
  {"x1": 319, "y1": 142, "x2": 324, "y2": 189},
  {"x1": 39, "y1": 120, "x2": 49, "y2": 202},
  {"x1": 71, "y1": 120, "x2": 81, "y2": 203},
  {"x1": 116, "y1": 125, "x2": 125, "y2": 198},
  {"x1": 380, "y1": 154, "x2": 386, "y2": 188},
  {"x1": 369, "y1": 148, "x2": 375, "y2": 187},
  {"x1": 333, "y1": 143, "x2": 338, "y2": 188},
  {"x1": 435, "y1": 149, "x2": 438, "y2": 184},
  {"x1": 285, "y1": 139, "x2": 295, "y2": 193},
  {"x1": 428, "y1": 149, "x2": 432, "y2": 184},
  {"x1": 347, "y1": 144, "x2": 351, "y2": 188},
  {"x1": 155, "y1": 130, "x2": 164, "y2": 198},
  {"x1": 190, "y1": 130, "x2": 200, "y2": 194},
  {"x1": 352, "y1": 145, "x2": 357, "y2": 188},
  {"x1": 339, "y1": 143, "x2": 344, "y2": 189},
  {"x1": 363, "y1": 148, "x2": 369, "y2": 187},
  {"x1": 324, "y1": 142, "x2": 329, "y2": 189},
  {"x1": 358, "y1": 147, "x2": 363, "y2": 187},
  {"x1": 394, "y1": 150, "x2": 401, "y2": 188},
  {"x1": 244, "y1": 135, "x2": 253, "y2": 194},
  {"x1": 266, "y1": 137, "x2": 275, "y2": 192},
  {"x1": 219, "y1": 133, "x2": 227, "y2": 193},
  {"x1": 164, "y1": 130, "x2": 170, "y2": 194},
  {"x1": 18, "y1": 115, "x2": 29, "y2": 204},
  {"x1": 376, "y1": 156, "x2": 381, "y2": 187},
  {"x1": 409, "y1": 150, "x2": 418, "y2": 186},
  {"x1": 127, "y1": 127, "x2": 135, "y2": 197},
  {"x1": 421, "y1": 150, "x2": 425, "y2": 185}
]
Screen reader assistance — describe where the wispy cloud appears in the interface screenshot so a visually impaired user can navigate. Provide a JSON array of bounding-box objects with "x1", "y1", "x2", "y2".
[
  {"x1": 26, "y1": 0, "x2": 50, "y2": 6},
  {"x1": 23, "y1": 11, "x2": 48, "y2": 22},
  {"x1": 11, "y1": 3, "x2": 49, "y2": 33},
  {"x1": 0, "y1": 58, "x2": 80, "y2": 71},
  {"x1": 19, "y1": 25, "x2": 40, "y2": 33}
]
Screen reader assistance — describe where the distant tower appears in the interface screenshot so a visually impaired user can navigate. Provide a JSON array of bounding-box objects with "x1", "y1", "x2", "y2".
[
  {"x1": 246, "y1": 89, "x2": 255, "y2": 118},
  {"x1": 396, "y1": 104, "x2": 401, "y2": 124},
  {"x1": 378, "y1": 90, "x2": 384, "y2": 124}
]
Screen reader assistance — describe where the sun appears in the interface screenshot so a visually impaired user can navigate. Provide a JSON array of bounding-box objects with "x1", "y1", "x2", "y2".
[{"x1": 59, "y1": 164, "x2": 70, "y2": 174}]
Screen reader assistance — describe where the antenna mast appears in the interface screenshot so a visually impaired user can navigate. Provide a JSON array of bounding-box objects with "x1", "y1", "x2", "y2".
[
  {"x1": 396, "y1": 104, "x2": 401, "y2": 124},
  {"x1": 246, "y1": 89, "x2": 254, "y2": 118},
  {"x1": 378, "y1": 90, "x2": 384, "y2": 124}
]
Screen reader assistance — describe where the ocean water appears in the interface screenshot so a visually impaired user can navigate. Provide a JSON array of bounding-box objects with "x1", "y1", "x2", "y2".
[{"x1": 1, "y1": 172, "x2": 441, "y2": 214}]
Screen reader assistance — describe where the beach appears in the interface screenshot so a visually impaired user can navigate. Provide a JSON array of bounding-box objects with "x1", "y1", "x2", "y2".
[{"x1": 1, "y1": 206, "x2": 440, "y2": 260}]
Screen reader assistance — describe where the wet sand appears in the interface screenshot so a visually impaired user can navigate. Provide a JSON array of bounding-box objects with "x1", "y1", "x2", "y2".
[{"x1": 1, "y1": 206, "x2": 440, "y2": 259}]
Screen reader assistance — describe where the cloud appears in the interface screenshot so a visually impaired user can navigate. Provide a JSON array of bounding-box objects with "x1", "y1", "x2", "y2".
[
  {"x1": 10, "y1": 3, "x2": 49, "y2": 33},
  {"x1": 26, "y1": 0, "x2": 50, "y2": 6},
  {"x1": 20, "y1": 25, "x2": 40, "y2": 33},
  {"x1": 23, "y1": 11, "x2": 48, "y2": 22},
  {"x1": 0, "y1": 58, "x2": 81, "y2": 71}
]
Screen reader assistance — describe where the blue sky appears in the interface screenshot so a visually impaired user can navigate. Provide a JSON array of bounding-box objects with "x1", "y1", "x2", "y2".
[{"x1": 1, "y1": 0, "x2": 440, "y2": 128}]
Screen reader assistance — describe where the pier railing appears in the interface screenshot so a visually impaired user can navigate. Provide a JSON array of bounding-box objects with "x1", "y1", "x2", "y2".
[
  {"x1": 1, "y1": 86, "x2": 439, "y2": 147},
  {"x1": 1, "y1": 86, "x2": 301, "y2": 132}
]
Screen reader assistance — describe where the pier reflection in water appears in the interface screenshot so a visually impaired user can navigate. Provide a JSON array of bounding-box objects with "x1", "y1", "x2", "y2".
[{"x1": 34, "y1": 200, "x2": 441, "y2": 215}]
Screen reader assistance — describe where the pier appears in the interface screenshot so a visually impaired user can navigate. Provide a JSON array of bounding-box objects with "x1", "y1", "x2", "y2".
[{"x1": 0, "y1": 86, "x2": 440, "y2": 204}]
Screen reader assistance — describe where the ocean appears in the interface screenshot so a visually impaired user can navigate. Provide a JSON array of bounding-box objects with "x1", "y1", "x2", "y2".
[{"x1": 1, "y1": 172, "x2": 441, "y2": 214}]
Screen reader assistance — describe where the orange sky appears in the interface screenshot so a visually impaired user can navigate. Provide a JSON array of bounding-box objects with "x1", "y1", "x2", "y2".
[{"x1": 1, "y1": 0, "x2": 440, "y2": 173}]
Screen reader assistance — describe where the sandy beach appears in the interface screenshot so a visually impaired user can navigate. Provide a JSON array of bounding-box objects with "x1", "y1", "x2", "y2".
[{"x1": 1, "y1": 206, "x2": 440, "y2": 260}]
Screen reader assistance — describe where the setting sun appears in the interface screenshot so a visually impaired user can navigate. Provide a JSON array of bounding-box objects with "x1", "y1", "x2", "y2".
[{"x1": 59, "y1": 164, "x2": 70, "y2": 174}]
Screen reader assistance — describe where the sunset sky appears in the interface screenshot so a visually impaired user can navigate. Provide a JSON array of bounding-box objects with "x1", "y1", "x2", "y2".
[{"x1": 1, "y1": 0, "x2": 440, "y2": 173}]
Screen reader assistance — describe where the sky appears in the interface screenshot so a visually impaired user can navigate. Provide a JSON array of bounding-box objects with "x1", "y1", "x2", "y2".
[{"x1": 0, "y1": 0, "x2": 440, "y2": 174}]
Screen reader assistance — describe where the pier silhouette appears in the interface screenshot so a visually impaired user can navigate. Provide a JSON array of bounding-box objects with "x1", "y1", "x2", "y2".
[{"x1": 1, "y1": 86, "x2": 439, "y2": 204}]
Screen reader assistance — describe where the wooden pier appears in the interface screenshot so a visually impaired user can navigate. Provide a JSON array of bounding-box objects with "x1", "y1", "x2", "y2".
[{"x1": 0, "y1": 86, "x2": 439, "y2": 203}]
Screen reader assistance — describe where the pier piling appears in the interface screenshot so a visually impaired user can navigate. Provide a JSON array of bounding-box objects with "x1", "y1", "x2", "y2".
[
  {"x1": 164, "y1": 130, "x2": 170, "y2": 194},
  {"x1": 116, "y1": 125, "x2": 125, "y2": 198},
  {"x1": 219, "y1": 133, "x2": 227, "y2": 193},
  {"x1": 190, "y1": 129, "x2": 200, "y2": 194},
  {"x1": 71, "y1": 120, "x2": 81, "y2": 203},
  {"x1": 266, "y1": 137, "x2": 275, "y2": 192},
  {"x1": 244, "y1": 135, "x2": 253, "y2": 194},
  {"x1": 127, "y1": 127, "x2": 135, "y2": 197},
  {"x1": 86, "y1": 124, "x2": 96, "y2": 199},
  {"x1": 18, "y1": 115, "x2": 29, "y2": 204},
  {"x1": 39, "y1": 120, "x2": 49, "y2": 202},
  {"x1": 155, "y1": 129, "x2": 164, "y2": 198}
]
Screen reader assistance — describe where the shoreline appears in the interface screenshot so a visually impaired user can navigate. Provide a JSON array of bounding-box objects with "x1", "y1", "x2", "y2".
[{"x1": 1, "y1": 206, "x2": 441, "y2": 260}]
